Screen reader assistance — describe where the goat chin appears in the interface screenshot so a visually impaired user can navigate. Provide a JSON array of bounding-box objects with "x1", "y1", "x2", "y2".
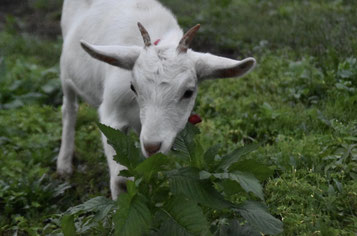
[{"x1": 58, "y1": 0, "x2": 256, "y2": 199}]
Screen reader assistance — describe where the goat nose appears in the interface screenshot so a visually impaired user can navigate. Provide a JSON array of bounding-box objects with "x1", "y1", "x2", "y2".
[{"x1": 144, "y1": 142, "x2": 162, "y2": 156}]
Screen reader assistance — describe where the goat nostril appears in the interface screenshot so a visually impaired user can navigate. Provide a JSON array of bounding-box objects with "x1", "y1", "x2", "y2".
[{"x1": 144, "y1": 142, "x2": 162, "y2": 156}]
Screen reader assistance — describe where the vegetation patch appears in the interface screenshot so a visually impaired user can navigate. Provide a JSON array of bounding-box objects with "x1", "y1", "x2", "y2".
[
  {"x1": 58, "y1": 123, "x2": 282, "y2": 235},
  {"x1": 0, "y1": 0, "x2": 357, "y2": 235}
]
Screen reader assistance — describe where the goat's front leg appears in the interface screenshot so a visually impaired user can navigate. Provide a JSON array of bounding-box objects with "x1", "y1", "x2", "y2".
[
  {"x1": 57, "y1": 84, "x2": 78, "y2": 176},
  {"x1": 102, "y1": 132, "x2": 130, "y2": 200},
  {"x1": 99, "y1": 102, "x2": 131, "y2": 199}
]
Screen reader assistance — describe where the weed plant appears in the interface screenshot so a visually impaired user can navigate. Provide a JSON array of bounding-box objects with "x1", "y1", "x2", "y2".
[{"x1": 59, "y1": 123, "x2": 282, "y2": 235}]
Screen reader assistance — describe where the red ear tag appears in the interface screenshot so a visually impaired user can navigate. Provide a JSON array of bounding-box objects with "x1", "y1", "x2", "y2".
[
  {"x1": 188, "y1": 114, "x2": 202, "y2": 125},
  {"x1": 154, "y1": 39, "x2": 160, "y2": 46}
]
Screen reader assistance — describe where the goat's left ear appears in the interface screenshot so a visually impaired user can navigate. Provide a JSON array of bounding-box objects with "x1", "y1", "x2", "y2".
[
  {"x1": 191, "y1": 52, "x2": 256, "y2": 81},
  {"x1": 80, "y1": 40, "x2": 141, "y2": 70}
]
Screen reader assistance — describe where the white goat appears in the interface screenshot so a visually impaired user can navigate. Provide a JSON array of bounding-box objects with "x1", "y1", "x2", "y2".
[{"x1": 58, "y1": 0, "x2": 256, "y2": 199}]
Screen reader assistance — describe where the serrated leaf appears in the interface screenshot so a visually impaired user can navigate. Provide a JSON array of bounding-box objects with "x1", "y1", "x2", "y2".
[
  {"x1": 218, "y1": 144, "x2": 260, "y2": 170},
  {"x1": 229, "y1": 159, "x2": 274, "y2": 181},
  {"x1": 61, "y1": 215, "x2": 76, "y2": 236},
  {"x1": 97, "y1": 123, "x2": 127, "y2": 151},
  {"x1": 172, "y1": 125, "x2": 204, "y2": 168},
  {"x1": 97, "y1": 123, "x2": 144, "y2": 170},
  {"x1": 168, "y1": 168, "x2": 232, "y2": 209},
  {"x1": 134, "y1": 153, "x2": 171, "y2": 182},
  {"x1": 157, "y1": 196, "x2": 210, "y2": 236},
  {"x1": 114, "y1": 193, "x2": 152, "y2": 236},
  {"x1": 237, "y1": 201, "x2": 283, "y2": 235},
  {"x1": 212, "y1": 171, "x2": 264, "y2": 200}
]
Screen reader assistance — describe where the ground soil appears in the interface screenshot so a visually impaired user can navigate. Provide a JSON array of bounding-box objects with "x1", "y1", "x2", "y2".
[{"x1": 0, "y1": 0, "x2": 61, "y2": 38}]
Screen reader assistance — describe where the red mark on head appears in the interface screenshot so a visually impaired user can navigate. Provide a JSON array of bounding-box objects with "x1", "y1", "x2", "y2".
[
  {"x1": 188, "y1": 114, "x2": 202, "y2": 125},
  {"x1": 154, "y1": 39, "x2": 160, "y2": 46}
]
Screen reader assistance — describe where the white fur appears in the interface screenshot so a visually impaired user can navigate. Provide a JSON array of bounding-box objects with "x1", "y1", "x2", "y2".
[{"x1": 58, "y1": 0, "x2": 256, "y2": 199}]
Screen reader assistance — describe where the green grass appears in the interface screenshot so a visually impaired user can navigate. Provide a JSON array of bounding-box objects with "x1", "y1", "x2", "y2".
[{"x1": 1, "y1": 0, "x2": 357, "y2": 235}]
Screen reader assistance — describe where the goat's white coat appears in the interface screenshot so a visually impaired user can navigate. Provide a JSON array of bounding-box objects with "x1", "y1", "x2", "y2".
[{"x1": 58, "y1": 0, "x2": 256, "y2": 199}]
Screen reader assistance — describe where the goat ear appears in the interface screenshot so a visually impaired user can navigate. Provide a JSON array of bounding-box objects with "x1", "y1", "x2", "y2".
[
  {"x1": 192, "y1": 52, "x2": 256, "y2": 80},
  {"x1": 80, "y1": 40, "x2": 141, "y2": 70}
]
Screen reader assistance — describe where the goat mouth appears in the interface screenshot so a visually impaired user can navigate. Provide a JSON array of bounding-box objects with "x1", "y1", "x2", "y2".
[
  {"x1": 147, "y1": 151, "x2": 158, "y2": 157},
  {"x1": 141, "y1": 147, "x2": 161, "y2": 157}
]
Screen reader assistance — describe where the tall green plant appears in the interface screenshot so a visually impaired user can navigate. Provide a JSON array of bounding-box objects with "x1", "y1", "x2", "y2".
[{"x1": 61, "y1": 123, "x2": 283, "y2": 235}]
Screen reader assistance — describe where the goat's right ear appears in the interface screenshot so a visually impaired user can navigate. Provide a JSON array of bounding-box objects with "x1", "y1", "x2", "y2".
[
  {"x1": 80, "y1": 40, "x2": 141, "y2": 70},
  {"x1": 191, "y1": 51, "x2": 256, "y2": 81}
]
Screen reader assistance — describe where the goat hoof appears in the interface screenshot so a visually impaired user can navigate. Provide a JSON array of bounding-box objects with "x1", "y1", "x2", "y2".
[{"x1": 56, "y1": 165, "x2": 73, "y2": 177}]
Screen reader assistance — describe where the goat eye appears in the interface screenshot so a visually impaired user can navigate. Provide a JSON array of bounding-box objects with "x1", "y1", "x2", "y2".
[
  {"x1": 130, "y1": 84, "x2": 137, "y2": 94},
  {"x1": 182, "y1": 90, "x2": 194, "y2": 99}
]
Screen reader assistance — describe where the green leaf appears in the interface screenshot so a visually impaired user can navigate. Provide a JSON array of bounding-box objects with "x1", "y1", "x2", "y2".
[
  {"x1": 212, "y1": 171, "x2": 264, "y2": 200},
  {"x1": 218, "y1": 219, "x2": 260, "y2": 236},
  {"x1": 61, "y1": 215, "x2": 76, "y2": 236},
  {"x1": 41, "y1": 78, "x2": 60, "y2": 94},
  {"x1": 168, "y1": 168, "x2": 232, "y2": 209},
  {"x1": 333, "y1": 178, "x2": 343, "y2": 193},
  {"x1": 229, "y1": 159, "x2": 274, "y2": 181},
  {"x1": 218, "y1": 144, "x2": 260, "y2": 170},
  {"x1": 0, "y1": 57, "x2": 6, "y2": 81},
  {"x1": 67, "y1": 196, "x2": 116, "y2": 222},
  {"x1": 172, "y1": 123, "x2": 205, "y2": 168},
  {"x1": 67, "y1": 196, "x2": 115, "y2": 215},
  {"x1": 237, "y1": 201, "x2": 283, "y2": 235},
  {"x1": 199, "y1": 170, "x2": 212, "y2": 180},
  {"x1": 192, "y1": 138, "x2": 205, "y2": 169},
  {"x1": 114, "y1": 193, "x2": 152, "y2": 236},
  {"x1": 134, "y1": 153, "x2": 171, "y2": 182},
  {"x1": 172, "y1": 123, "x2": 200, "y2": 160},
  {"x1": 157, "y1": 196, "x2": 211, "y2": 236},
  {"x1": 152, "y1": 186, "x2": 171, "y2": 204},
  {"x1": 126, "y1": 180, "x2": 138, "y2": 197},
  {"x1": 203, "y1": 144, "x2": 221, "y2": 171},
  {"x1": 166, "y1": 167, "x2": 200, "y2": 179},
  {"x1": 219, "y1": 179, "x2": 245, "y2": 196},
  {"x1": 97, "y1": 123, "x2": 144, "y2": 170}
]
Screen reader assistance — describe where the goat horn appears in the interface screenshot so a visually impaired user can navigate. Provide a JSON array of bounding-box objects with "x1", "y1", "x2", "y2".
[
  {"x1": 137, "y1": 22, "x2": 152, "y2": 47},
  {"x1": 177, "y1": 24, "x2": 200, "y2": 53}
]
